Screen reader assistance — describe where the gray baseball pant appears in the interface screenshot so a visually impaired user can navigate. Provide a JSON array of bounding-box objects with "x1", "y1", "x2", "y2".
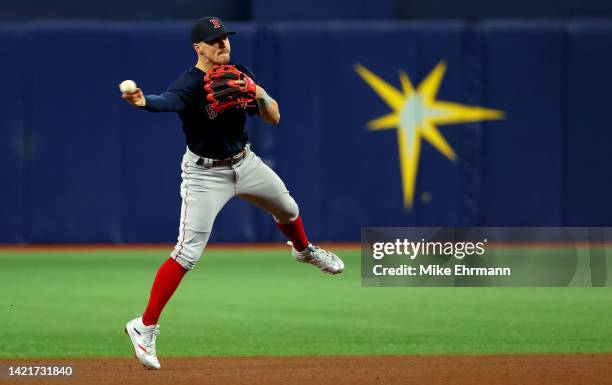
[{"x1": 170, "y1": 147, "x2": 298, "y2": 270}]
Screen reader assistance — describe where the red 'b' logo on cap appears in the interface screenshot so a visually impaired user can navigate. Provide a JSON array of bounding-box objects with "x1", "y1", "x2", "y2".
[{"x1": 210, "y1": 18, "x2": 221, "y2": 29}]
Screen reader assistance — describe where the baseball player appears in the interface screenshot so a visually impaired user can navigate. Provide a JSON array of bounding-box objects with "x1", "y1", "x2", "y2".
[{"x1": 120, "y1": 16, "x2": 344, "y2": 370}]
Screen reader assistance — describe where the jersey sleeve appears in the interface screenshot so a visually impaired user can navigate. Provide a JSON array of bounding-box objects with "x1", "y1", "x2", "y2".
[
  {"x1": 144, "y1": 92, "x2": 186, "y2": 112},
  {"x1": 143, "y1": 70, "x2": 200, "y2": 113}
]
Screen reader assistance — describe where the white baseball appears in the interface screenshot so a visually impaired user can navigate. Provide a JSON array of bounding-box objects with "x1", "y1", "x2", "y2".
[{"x1": 119, "y1": 80, "x2": 137, "y2": 93}]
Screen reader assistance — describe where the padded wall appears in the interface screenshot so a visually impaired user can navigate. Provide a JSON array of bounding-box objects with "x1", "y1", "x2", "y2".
[{"x1": 1, "y1": 20, "x2": 611, "y2": 243}]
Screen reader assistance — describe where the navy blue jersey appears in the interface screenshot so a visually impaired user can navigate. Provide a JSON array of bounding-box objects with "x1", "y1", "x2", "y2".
[{"x1": 143, "y1": 64, "x2": 259, "y2": 159}]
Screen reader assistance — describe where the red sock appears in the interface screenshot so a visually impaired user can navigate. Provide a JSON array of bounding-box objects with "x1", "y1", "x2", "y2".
[
  {"x1": 142, "y1": 257, "x2": 187, "y2": 326},
  {"x1": 276, "y1": 215, "x2": 310, "y2": 252}
]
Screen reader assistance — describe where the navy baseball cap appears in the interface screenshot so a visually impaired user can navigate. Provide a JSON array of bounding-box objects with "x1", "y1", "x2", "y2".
[{"x1": 191, "y1": 16, "x2": 235, "y2": 43}]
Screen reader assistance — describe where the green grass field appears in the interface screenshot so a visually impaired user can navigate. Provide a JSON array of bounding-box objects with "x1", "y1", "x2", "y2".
[{"x1": 1, "y1": 247, "x2": 611, "y2": 358}]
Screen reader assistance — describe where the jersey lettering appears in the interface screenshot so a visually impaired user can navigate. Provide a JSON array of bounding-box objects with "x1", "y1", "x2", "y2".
[{"x1": 206, "y1": 104, "x2": 218, "y2": 119}]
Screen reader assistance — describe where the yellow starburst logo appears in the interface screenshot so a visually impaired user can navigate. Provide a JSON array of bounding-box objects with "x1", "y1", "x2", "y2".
[{"x1": 355, "y1": 62, "x2": 505, "y2": 209}]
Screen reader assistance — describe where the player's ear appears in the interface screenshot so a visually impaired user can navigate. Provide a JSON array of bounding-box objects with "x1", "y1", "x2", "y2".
[{"x1": 193, "y1": 43, "x2": 202, "y2": 55}]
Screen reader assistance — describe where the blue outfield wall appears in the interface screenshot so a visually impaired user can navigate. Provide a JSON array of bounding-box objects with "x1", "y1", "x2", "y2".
[{"x1": 0, "y1": 20, "x2": 611, "y2": 243}]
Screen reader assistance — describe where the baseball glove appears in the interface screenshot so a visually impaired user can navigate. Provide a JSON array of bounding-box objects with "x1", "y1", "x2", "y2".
[{"x1": 204, "y1": 65, "x2": 257, "y2": 113}]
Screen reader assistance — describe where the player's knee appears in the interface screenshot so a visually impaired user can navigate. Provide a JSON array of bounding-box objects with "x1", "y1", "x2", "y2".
[
  {"x1": 172, "y1": 253, "x2": 198, "y2": 270},
  {"x1": 172, "y1": 249, "x2": 200, "y2": 270},
  {"x1": 273, "y1": 196, "x2": 299, "y2": 224},
  {"x1": 171, "y1": 231, "x2": 210, "y2": 270}
]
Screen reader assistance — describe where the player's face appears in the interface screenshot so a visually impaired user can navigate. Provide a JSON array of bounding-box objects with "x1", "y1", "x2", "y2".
[{"x1": 201, "y1": 36, "x2": 231, "y2": 65}]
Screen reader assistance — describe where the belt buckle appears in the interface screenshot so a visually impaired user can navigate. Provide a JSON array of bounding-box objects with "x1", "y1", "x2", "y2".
[{"x1": 197, "y1": 157, "x2": 213, "y2": 168}]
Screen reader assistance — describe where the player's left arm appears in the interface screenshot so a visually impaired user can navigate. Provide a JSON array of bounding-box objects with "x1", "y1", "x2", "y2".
[{"x1": 255, "y1": 86, "x2": 280, "y2": 125}]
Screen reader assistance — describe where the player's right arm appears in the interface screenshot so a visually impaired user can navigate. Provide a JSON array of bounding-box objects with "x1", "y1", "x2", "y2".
[
  {"x1": 121, "y1": 71, "x2": 198, "y2": 112},
  {"x1": 121, "y1": 89, "x2": 187, "y2": 112}
]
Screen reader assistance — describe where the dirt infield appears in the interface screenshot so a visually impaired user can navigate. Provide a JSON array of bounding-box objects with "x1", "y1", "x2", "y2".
[{"x1": 1, "y1": 354, "x2": 611, "y2": 385}]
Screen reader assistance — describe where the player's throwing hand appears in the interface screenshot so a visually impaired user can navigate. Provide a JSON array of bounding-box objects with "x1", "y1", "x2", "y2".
[
  {"x1": 119, "y1": 80, "x2": 147, "y2": 107},
  {"x1": 119, "y1": 83, "x2": 146, "y2": 107}
]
